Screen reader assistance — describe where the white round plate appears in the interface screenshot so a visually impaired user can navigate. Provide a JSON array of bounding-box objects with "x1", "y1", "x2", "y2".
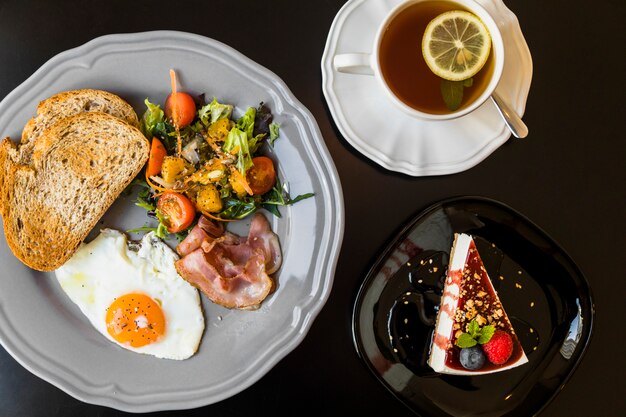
[
  {"x1": 321, "y1": 0, "x2": 533, "y2": 176},
  {"x1": 0, "y1": 31, "x2": 344, "y2": 412}
]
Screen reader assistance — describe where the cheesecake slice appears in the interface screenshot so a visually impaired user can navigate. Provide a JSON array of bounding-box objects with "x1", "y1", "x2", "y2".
[{"x1": 428, "y1": 233, "x2": 528, "y2": 375}]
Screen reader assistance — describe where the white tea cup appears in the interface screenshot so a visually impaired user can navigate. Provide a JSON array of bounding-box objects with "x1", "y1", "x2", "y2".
[{"x1": 333, "y1": 0, "x2": 504, "y2": 121}]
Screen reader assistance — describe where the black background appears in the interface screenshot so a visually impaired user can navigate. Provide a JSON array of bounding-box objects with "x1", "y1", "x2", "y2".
[{"x1": 0, "y1": 0, "x2": 624, "y2": 416}]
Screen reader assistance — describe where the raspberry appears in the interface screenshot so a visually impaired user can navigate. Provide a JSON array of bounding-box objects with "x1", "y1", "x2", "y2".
[{"x1": 482, "y1": 330, "x2": 513, "y2": 365}]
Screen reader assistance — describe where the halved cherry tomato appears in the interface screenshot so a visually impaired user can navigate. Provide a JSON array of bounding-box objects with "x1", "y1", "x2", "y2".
[
  {"x1": 165, "y1": 92, "x2": 196, "y2": 128},
  {"x1": 246, "y1": 156, "x2": 276, "y2": 195},
  {"x1": 157, "y1": 191, "x2": 196, "y2": 233},
  {"x1": 146, "y1": 137, "x2": 167, "y2": 177}
]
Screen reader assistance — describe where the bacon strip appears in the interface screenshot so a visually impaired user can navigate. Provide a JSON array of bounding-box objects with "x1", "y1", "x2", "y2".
[
  {"x1": 176, "y1": 217, "x2": 226, "y2": 257},
  {"x1": 198, "y1": 215, "x2": 224, "y2": 237},
  {"x1": 247, "y1": 213, "x2": 282, "y2": 274},
  {"x1": 175, "y1": 213, "x2": 282, "y2": 309},
  {"x1": 176, "y1": 225, "x2": 210, "y2": 257}
]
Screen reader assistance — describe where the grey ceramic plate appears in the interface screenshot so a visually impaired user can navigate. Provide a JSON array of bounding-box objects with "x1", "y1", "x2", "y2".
[{"x1": 0, "y1": 31, "x2": 344, "y2": 412}]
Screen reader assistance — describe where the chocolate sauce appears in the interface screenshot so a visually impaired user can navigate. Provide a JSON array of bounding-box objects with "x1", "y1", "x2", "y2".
[{"x1": 380, "y1": 250, "x2": 447, "y2": 376}]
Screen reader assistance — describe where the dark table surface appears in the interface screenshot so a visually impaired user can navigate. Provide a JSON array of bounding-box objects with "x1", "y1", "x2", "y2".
[{"x1": 1, "y1": 0, "x2": 624, "y2": 416}]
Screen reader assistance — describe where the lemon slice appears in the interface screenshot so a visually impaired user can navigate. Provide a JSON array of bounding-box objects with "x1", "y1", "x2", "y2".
[{"x1": 422, "y1": 10, "x2": 491, "y2": 81}]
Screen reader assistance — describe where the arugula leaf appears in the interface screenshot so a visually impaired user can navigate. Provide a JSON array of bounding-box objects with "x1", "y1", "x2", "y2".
[
  {"x1": 125, "y1": 178, "x2": 171, "y2": 239},
  {"x1": 135, "y1": 186, "x2": 156, "y2": 212},
  {"x1": 287, "y1": 192, "x2": 315, "y2": 204},
  {"x1": 261, "y1": 179, "x2": 314, "y2": 215},
  {"x1": 218, "y1": 197, "x2": 257, "y2": 220},
  {"x1": 263, "y1": 204, "x2": 281, "y2": 217},
  {"x1": 126, "y1": 224, "x2": 168, "y2": 239}
]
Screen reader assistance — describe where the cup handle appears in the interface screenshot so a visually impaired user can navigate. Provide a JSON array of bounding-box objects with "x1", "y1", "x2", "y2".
[{"x1": 333, "y1": 53, "x2": 374, "y2": 75}]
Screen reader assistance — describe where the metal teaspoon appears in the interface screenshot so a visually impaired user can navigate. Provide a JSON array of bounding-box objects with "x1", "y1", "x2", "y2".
[{"x1": 491, "y1": 92, "x2": 529, "y2": 139}]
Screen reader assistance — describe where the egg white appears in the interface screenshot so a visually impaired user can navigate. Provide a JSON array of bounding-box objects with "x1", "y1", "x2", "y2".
[{"x1": 55, "y1": 229, "x2": 205, "y2": 360}]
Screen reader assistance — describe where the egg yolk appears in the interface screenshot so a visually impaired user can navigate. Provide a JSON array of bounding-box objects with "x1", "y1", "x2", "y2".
[{"x1": 105, "y1": 293, "x2": 165, "y2": 348}]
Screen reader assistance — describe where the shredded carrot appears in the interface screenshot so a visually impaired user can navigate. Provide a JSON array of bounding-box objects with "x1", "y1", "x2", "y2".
[
  {"x1": 145, "y1": 170, "x2": 186, "y2": 193},
  {"x1": 169, "y1": 69, "x2": 183, "y2": 156},
  {"x1": 201, "y1": 210, "x2": 237, "y2": 223},
  {"x1": 169, "y1": 69, "x2": 178, "y2": 96}
]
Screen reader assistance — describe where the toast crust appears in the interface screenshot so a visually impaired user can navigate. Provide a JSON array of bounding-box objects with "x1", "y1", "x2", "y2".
[{"x1": 18, "y1": 89, "x2": 139, "y2": 165}]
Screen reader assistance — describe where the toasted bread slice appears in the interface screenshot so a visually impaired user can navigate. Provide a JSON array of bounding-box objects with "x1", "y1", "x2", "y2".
[
  {"x1": 18, "y1": 89, "x2": 139, "y2": 164},
  {"x1": 1, "y1": 112, "x2": 149, "y2": 271},
  {"x1": 0, "y1": 89, "x2": 139, "y2": 216},
  {"x1": 0, "y1": 138, "x2": 19, "y2": 218}
]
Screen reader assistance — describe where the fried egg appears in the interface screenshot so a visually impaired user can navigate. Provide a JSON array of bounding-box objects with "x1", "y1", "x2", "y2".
[{"x1": 55, "y1": 229, "x2": 204, "y2": 360}]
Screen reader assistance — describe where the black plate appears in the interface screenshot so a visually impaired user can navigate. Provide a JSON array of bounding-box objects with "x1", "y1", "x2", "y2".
[{"x1": 352, "y1": 197, "x2": 594, "y2": 417}]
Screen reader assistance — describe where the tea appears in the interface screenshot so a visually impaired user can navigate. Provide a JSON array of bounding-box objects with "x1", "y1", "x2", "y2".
[{"x1": 379, "y1": 1, "x2": 495, "y2": 115}]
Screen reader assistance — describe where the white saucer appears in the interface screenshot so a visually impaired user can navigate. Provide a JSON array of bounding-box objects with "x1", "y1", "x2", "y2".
[{"x1": 321, "y1": 0, "x2": 533, "y2": 176}]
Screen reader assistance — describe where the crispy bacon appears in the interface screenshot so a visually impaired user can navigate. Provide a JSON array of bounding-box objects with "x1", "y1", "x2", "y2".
[{"x1": 175, "y1": 213, "x2": 282, "y2": 309}]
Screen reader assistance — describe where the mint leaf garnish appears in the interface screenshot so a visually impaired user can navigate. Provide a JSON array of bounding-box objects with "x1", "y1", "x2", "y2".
[
  {"x1": 440, "y1": 77, "x2": 474, "y2": 111},
  {"x1": 456, "y1": 333, "x2": 478, "y2": 348},
  {"x1": 467, "y1": 319, "x2": 480, "y2": 338},
  {"x1": 477, "y1": 325, "x2": 495, "y2": 344},
  {"x1": 454, "y1": 319, "x2": 496, "y2": 348},
  {"x1": 440, "y1": 79, "x2": 464, "y2": 111}
]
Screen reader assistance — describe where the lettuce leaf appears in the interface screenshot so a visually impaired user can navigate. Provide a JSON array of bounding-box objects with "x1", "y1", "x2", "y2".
[
  {"x1": 223, "y1": 127, "x2": 253, "y2": 175},
  {"x1": 269, "y1": 122, "x2": 280, "y2": 145},
  {"x1": 236, "y1": 107, "x2": 256, "y2": 139},
  {"x1": 198, "y1": 98, "x2": 233, "y2": 125},
  {"x1": 141, "y1": 98, "x2": 165, "y2": 138}
]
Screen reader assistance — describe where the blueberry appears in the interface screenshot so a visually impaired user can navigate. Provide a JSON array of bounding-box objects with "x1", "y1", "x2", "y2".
[{"x1": 459, "y1": 346, "x2": 486, "y2": 370}]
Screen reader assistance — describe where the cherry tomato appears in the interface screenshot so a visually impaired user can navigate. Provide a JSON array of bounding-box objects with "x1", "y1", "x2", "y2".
[
  {"x1": 165, "y1": 92, "x2": 196, "y2": 128},
  {"x1": 146, "y1": 137, "x2": 167, "y2": 177},
  {"x1": 157, "y1": 191, "x2": 196, "y2": 233},
  {"x1": 246, "y1": 156, "x2": 276, "y2": 195}
]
